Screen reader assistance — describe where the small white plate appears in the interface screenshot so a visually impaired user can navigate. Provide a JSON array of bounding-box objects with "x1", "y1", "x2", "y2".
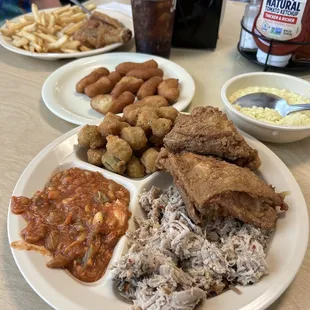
[
  {"x1": 7, "y1": 122, "x2": 309, "y2": 310},
  {"x1": 0, "y1": 9, "x2": 133, "y2": 61},
  {"x1": 41, "y1": 53, "x2": 196, "y2": 125}
]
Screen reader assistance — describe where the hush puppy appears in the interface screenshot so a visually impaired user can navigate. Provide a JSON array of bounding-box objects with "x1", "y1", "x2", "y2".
[
  {"x1": 106, "y1": 135, "x2": 133, "y2": 163},
  {"x1": 120, "y1": 127, "x2": 148, "y2": 151},
  {"x1": 78, "y1": 125, "x2": 106, "y2": 149}
]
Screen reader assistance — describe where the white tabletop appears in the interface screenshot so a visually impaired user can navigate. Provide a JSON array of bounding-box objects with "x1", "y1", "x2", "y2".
[{"x1": 0, "y1": 1, "x2": 310, "y2": 309}]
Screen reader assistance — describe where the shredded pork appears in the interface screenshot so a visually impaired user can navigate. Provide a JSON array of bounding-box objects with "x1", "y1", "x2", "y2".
[{"x1": 111, "y1": 186, "x2": 272, "y2": 310}]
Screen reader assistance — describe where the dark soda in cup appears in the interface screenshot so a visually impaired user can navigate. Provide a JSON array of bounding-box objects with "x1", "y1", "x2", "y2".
[{"x1": 131, "y1": 0, "x2": 176, "y2": 58}]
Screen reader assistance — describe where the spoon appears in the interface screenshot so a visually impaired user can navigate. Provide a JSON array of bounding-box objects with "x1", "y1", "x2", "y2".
[
  {"x1": 233, "y1": 92, "x2": 310, "y2": 117},
  {"x1": 68, "y1": 0, "x2": 92, "y2": 16}
]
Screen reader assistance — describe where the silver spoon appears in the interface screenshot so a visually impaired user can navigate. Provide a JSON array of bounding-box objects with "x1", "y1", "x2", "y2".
[
  {"x1": 68, "y1": 0, "x2": 91, "y2": 16},
  {"x1": 233, "y1": 92, "x2": 310, "y2": 117}
]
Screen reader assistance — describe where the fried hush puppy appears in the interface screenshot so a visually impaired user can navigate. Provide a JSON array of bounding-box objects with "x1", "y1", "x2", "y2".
[
  {"x1": 140, "y1": 148, "x2": 160, "y2": 174},
  {"x1": 78, "y1": 125, "x2": 106, "y2": 149},
  {"x1": 115, "y1": 59, "x2": 158, "y2": 76},
  {"x1": 87, "y1": 148, "x2": 106, "y2": 166},
  {"x1": 111, "y1": 76, "x2": 144, "y2": 99},
  {"x1": 106, "y1": 135, "x2": 133, "y2": 163},
  {"x1": 91, "y1": 92, "x2": 135, "y2": 115},
  {"x1": 84, "y1": 71, "x2": 122, "y2": 98},
  {"x1": 98, "y1": 113, "x2": 130, "y2": 137},
  {"x1": 157, "y1": 78, "x2": 180, "y2": 103},
  {"x1": 126, "y1": 156, "x2": 145, "y2": 178},
  {"x1": 137, "y1": 76, "x2": 163, "y2": 99},
  {"x1": 76, "y1": 67, "x2": 110, "y2": 93},
  {"x1": 126, "y1": 68, "x2": 164, "y2": 81}
]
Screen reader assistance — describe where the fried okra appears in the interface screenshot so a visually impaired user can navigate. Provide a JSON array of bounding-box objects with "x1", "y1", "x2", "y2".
[
  {"x1": 98, "y1": 113, "x2": 130, "y2": 137},
  {"x1": 126, "y1": 156, "x2": 145, "y2": 178},
  {"x1": 106, "y1": 135, "x2": 133, "y2": 163},
  {"x1": 140, "y1": 148, "x2": 160, "y2": 174},
  {"x1": 87, "y1": 148, "x2": 106, "y2": 166},
  {"x1": 120, "y1": 126, "x2": 148, "y2": 151},
  {"x1": 78, "y1": 125, "x2": 106, "y2": 149},
  {"x1": 150, "y1": 118, "x2": 173, "y2": 138},
  {"x1": 101, "y1": 152, "x2": 126, "y2": 174}
]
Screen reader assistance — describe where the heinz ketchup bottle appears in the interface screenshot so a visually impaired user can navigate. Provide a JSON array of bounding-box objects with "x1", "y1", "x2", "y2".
[{"x1": 252, "y1": 0, "x2": 310, "y2": 67}]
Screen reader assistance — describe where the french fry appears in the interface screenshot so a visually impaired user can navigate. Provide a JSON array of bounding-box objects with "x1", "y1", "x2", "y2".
[
  {"x1": 60, "y1": 48, "x2": 79, "y2": 53},
  {"x1": 64, "y1": 21, "x2": 83, "y2": 36},
  {"x1": 62, "y1": 40, "x2": 80, "y2": 49},
  {"x1": 31, "y1": 4, "x2": 40, "y2": 23},
  {"x1": 37, "y1": 24, "x2": 53, "y2": 35},
  {"x1": 85, "y1": 3, "x2": 96, "y2": 11},
  {"x1": 1, "y1": 3, "x2": 98, "y2": 54},
  {"x1": 0, "y1": 28, "x2": 9, "y2": 36},
  {"x1": 59, "y1": 13, "x2": 85, "y2": 24},
  {"x1": 36, "y1": 32, "x2": 57, "y2": 43},
  {"x1": 5, "y1": 21, "x2": 33, "y2": 35},
  {"x1": 37, "y1": 37, "x2": 44, "y2": 46},
  {"x1": 53, "y1": 5, "x2": 71, "y2": 16},
  {"x1": 21, "y1": 23, "x2": 36, "y2": 32},
  {"x1": 48, "y1": 13, "x2": 55, "y2": 30},
  {"x1": 58, "y1": 10, "x2": 74, "y2": 19},
  {"x1": 24, "y1": 15, "x2": 35, "y2": 21},
  {"x1": 40, "y1": 12, "x2": 46, "y2": 27},
  {"x1": 59, "y1": 22, "x2": 74, "y2": 34},
  {"x1": 46, "y1": 34, "x2": 68, "y2": 51},
  {"x1": 30, "y1": 41, "x2": 42, "y2": 52},
  {"x1": 80, "y1": 45, "x2": 92, "y2": 52},
  {"x1": 12, "y1": 37, "x2": 29, "y2": 47},
  {"x1": 54, "y1": 25, "x2": 62, "y2": 31},
  {"x1": 18, "y1": 31, "x2": 37, "y2": 43}
]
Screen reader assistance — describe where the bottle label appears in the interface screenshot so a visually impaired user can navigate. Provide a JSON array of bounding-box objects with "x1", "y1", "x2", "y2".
[{"x1": 256, "y1": 0, "x2": 307, "y2": 41}]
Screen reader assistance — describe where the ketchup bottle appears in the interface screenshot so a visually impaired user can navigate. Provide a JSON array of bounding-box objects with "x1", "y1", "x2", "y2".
[{"x1": 252, "y1": 0, "x2": 310, "y2": 67}]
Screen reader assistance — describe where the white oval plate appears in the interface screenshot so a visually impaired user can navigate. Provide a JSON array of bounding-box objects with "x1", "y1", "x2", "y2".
[
  {"x1": 0, "y1": 9, "x2": 133, "y2": 61},
  {"x1": 41, "y1": 53, "x2": 195, "y2": 125},
  {"x1": 7, "y1": 123, "x2": 308, "y2": 310}
]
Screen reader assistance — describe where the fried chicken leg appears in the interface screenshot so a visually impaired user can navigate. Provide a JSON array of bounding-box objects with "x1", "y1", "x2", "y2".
[{"x1": 156, "y1": 149, "x2": 288, "y2": 229}]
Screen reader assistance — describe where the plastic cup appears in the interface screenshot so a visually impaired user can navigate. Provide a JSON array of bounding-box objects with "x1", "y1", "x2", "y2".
[{"x1": 131, "y1": 0, "x2": 176, "y2": 58}]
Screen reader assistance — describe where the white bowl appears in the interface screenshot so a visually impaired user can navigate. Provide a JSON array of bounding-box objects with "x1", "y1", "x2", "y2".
[{"x1": 221, "y1": 72, "x2": 310, "y2": 143}]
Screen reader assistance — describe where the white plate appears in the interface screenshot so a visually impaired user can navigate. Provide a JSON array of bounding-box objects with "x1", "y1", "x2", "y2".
[
  {"x1": 0, "y1": 9, "x2": 133, "y2": 61},
  {"x1": 7, "y1": 124, "x2": 308, "y2": 310},
  {"x1": 41, "y1": 53, "x2": 196, "y2": 125}
]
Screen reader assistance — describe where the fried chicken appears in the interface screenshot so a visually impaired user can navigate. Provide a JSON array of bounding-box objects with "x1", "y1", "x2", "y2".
[
  {"x1": 73, "y1": 12, "x2": 132, "y2": 49},
  {"x1": 163, "y1": 106, "x2": 261, "y2": 170},
  {"x1": 156, "y1": 149, "x2": 288, "y2": 229}
]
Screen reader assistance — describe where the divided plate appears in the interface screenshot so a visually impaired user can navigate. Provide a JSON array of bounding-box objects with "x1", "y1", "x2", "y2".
[
  {"x1": 41, "y1": 53, "x2": 196, "y2": 125},
  {"x1": 0, "y1": 9, "x2": 133, "y2": 61},
  {"x1": 7, "y1": 124, "x2": 308, "y2": 310}
]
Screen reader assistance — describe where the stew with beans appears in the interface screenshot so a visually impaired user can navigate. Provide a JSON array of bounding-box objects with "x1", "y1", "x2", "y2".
[{"x1": 11, "y1": 167, "x2": 131, "y2": 282}]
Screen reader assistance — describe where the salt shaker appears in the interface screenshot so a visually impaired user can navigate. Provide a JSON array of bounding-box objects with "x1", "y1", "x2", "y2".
[{"x1": 239, "y1": 0, "x2": 260, "y2": 51}]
